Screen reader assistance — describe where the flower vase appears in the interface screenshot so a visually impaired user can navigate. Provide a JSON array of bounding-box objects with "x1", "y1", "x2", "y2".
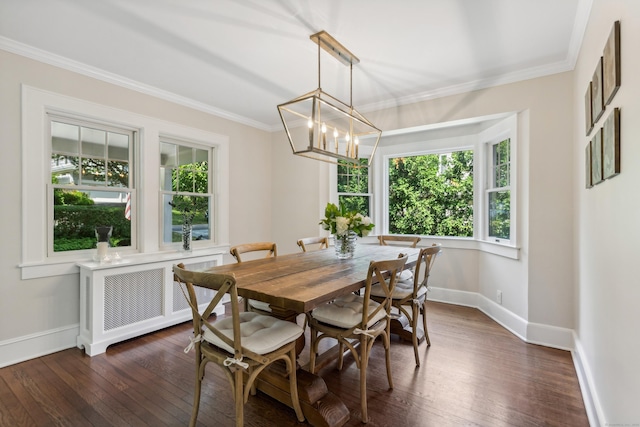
[
  {"x1": 182, "y1": 223, "x2": 193, "y2": 252},
  {"x1": 334, "y1": 231, "x2": 357, "y2": 259}
]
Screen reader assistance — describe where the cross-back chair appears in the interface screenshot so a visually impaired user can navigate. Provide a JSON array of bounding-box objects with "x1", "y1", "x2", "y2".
[
  {"x1": 230, "y1": 242, "x2": 277, "y2": 314},
  {"x1": 378, "y1": 234, "x2": 421, "y2": 248},
  {"x1": 371, "y1": 243, "x2": 442, "y2": 366},
  {"x1": 306, "y1": 254, "x2": 408, "y2": 423},
  {"x1": 297, "y1": 236, "x2": 329, "y2": 252},
  {"x1": 173, "y1": 263, "x2": 305, "y2": 427}
]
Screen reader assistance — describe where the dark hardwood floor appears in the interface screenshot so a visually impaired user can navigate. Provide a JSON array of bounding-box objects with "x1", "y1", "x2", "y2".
[{"x1": 0, "y1": 302, "x2": 589, "y2": 426}]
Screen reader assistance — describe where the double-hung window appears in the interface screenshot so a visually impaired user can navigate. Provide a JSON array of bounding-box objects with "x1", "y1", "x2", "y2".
[
  {"x1": 49, "y1": 116, "x2": 134, "y2": 255},
  {"x1": 160, "y1": 139, "x2": 213, "y2": 246},
  {"x1": 486, "y1": 138, "x2": 512, "y2": 243},
  {"x1": 337, "y1": 158, "x2": 371, "y2": 216}
]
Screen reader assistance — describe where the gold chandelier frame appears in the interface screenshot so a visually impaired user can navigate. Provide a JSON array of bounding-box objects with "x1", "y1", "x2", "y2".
[{"x1": 277, "y1": 31, "x2": 381, "y2": 167}]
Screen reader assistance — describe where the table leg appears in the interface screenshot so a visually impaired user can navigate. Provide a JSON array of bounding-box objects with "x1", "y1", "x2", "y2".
[{"x1": 389, "y1": 312, "x2": 425, "y2": 344}]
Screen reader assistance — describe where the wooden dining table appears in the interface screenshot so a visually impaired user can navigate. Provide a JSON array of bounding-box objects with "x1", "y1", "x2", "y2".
[{"x1": 204, "y1": 244, "x2": 420, "y2": 427}]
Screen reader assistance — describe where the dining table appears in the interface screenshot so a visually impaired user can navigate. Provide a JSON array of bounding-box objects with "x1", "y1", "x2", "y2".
[{"x1": 203, "y1": 244, "x2": 420, "y2": 427}]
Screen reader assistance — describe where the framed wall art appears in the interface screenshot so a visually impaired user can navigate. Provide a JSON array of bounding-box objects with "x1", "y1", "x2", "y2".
[
  {"x1": 585, "y1": 82, "x2": 593, "y2": 136},
  {"x1": 590, "y1": 128, "x2": 603, "y2": 186},
  {"x1": 585, "y1": 142, "x2": 592, "y2": 189},
  {"x1": 591, "y1": 57, "x2": 604, "y2": 124},
  {"x1": 603, "y1": 108, "x2": 621, "y2": 179},
  {"x1": 603, "y1": 20, "x2": 621, "y2": 106}
]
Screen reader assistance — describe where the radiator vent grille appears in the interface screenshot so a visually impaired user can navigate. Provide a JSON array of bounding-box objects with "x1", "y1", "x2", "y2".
[
  {"x1": 104, "y1": 269, "x2": 164, "y2": 331},
  {"x1": 172, "y1": 260, "x2": 218, "y2": 313}
]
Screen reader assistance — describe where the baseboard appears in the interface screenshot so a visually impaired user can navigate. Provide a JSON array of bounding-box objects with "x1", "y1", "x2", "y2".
[
  {"x1": 572, "y1": 334, "x2": 603, "y2": 427},
  {"x1": 428, "y1": 287, "x2": 574, "y2": 350},
  {"x1": 0, "y1": 324, "x2": 79, "y2": 368}
]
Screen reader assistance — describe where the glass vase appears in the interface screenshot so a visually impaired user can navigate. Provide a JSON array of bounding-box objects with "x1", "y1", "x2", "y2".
[
  {"x1": 334, "y1": 231, "x2": 357, "y2": 259},
  {"x1": 182, "y1": 223, "x2": 193, "y2": 252}
]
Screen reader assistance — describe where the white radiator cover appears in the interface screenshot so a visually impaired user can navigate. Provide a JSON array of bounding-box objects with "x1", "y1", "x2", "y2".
[{"x1": 77, "y1": 251, "x2": 225, "y2": 356}]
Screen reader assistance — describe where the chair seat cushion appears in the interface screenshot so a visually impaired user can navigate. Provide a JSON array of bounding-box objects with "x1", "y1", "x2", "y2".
[
  {"x1": 370, "y1": 279, "x2": 427, "y2": 300},
  {"x1": 397, "y1": 269, "x2": 414, "y2": 282},
  {"x1": 311, "y1": 293, "x2": 386, "y2": 329},
  {"x1": 203, "y1": 312, "x2": 303, "y2": 355},
  {"x1": 248, "y1": 299, "x2": 272, "y2": 312}
]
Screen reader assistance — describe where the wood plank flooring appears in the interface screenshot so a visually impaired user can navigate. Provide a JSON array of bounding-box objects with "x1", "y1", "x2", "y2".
[{"x1": 0, "y1": 302, "x2": 589, "y2": 426}]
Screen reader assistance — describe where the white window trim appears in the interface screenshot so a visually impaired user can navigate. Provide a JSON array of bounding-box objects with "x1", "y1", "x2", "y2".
[
  {"x1": 478, "y1": 114, "x2": 518, "y2": 248},
  {"x1": 20, "y1": 85, "x2": 230, "y2": 279},
  {"x1": 361, "y1": 113, "x2": 520, "y2": 259}
]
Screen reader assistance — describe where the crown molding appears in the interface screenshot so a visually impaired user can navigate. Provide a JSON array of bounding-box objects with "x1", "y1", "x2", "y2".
[{"x1": 0, "y1": 36, "x2": 272, "y2": 131}]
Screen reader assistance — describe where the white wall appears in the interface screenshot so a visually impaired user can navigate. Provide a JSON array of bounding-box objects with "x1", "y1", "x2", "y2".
[
  {"x1": 0, "y1": 50, "x2": 272, "y2": 362},
  {"x1": 573, "y1": 1, "x2": 640, "y2": 424},
  {"x1": 271, "y1": 72, "x2": 575, "y2": 337}
]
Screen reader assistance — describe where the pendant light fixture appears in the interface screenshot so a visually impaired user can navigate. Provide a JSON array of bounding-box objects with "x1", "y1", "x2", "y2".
[{"x1": 277, "y1": 31, "x2": 381, "y2": 167}]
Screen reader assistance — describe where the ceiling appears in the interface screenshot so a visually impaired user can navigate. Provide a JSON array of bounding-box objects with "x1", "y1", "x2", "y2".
[{"x1": 0, "y1": 0, "x2": 591, "y2": 131}]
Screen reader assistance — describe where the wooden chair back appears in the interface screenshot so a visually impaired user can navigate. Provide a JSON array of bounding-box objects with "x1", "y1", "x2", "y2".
[
  {"x1": 230, "y1": 242, "x2": 277, "y2": 263},
  {"x1": 378, "y1": 235, "x2": 421, "y2": 248},
  {"x1": 411, "y1": 244, "x2": 442, "y2": 298},
  {"x1": 359, "y1": 254, "x2": 408, "y2": 330},
  {"x1": 297, "y1": 236, "x2": 329, "y2": 252}
]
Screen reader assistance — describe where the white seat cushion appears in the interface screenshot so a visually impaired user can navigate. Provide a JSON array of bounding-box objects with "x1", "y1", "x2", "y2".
[
  {"x1": 370, "y1": 278, "x2": 427, "y2": 300},
  {"x1": 248, "y1": 299, "x2": 272, "y2": 312},
  {"x1": 203, "y1": 312, "x2": 303, "y2": 355},
  {"x1": 397, "y1": 269, "x2": 414, "y2": 282},
  {"x1": 311, "y1": 293, "x2": 386, "y2": 329}
]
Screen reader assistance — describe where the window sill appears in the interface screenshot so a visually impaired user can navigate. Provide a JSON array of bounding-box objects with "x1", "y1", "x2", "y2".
[
  {"x1": 20, "y1": 246, "x2": 229, "y2": 279},
  {"x1": 362, "y1": 235, "x2": 520, "y2": 260}
]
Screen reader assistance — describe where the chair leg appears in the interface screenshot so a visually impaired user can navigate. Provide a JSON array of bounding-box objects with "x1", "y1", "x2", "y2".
[
  {"x1": 422, "y1": 301, "x2": 431, "y2": 346},
  {"x1": 360, "y1": 338, "x2": 369, "y2": 423},
  {"x1": 190, "y1": 358, "x2": 204, "y2": 427},
  {"x1": 412, "y1": 302, "x2": 421, "y2": 366},
  {"x1": 337, "y1": 341, "x2": 344, "y2": 371},
  {"x1": 288, "y1": 347, "x2": 305, "y2": 422},
  {"x1": 383, "y1": 330, "x2": 394, "y2": 391},
  {"x1": 234, "y1": 368, "x2": 244, "y2": 427}
]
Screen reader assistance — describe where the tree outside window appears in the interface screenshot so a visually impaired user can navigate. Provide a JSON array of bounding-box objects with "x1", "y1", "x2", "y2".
[
  {"x1": 388, "y1": 150, "x2": 474, "y2": 237},
  {"x1": 487, "y1": 139, "x2": 511, "y2": 240},
  {"x1": 337, "y1": 158, "x2": 370, "y2": 216}
]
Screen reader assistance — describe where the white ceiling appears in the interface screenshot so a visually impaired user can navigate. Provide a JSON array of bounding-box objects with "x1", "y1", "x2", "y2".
[{"x1": 0, "y1": 0, "x2": 591, "y2": 131}]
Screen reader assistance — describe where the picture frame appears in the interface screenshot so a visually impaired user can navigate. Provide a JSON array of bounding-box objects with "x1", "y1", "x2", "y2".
[
  {"x1": 591, "y1": 128, "x2": 603, "y2": 186},
  {"x1": 585, "y1": 142, "x2": 592, "y2": 189},
  {"x1": 591, "y1": 57, "x2": 604, "y2": 124},
  {"x1": 584, "y1": 81, "x2": 593, "y2": 136},
  {"x1": 603, "y1": 21, "x2": 621, "y2": 106},
  {"x1": 603, "y1": 108, "x2": 621, "y2": 179}
]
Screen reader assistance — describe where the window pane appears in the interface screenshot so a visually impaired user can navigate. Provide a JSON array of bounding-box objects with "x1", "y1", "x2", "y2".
[
  {"x1": 53, "y1": 188, "x2": 131, "y2": 252},
  {"x1": 107, "y1": 161, "x2": 129, "y2": 187},
  {"x1": 178, "y1": 145, "x2": 193, "y2": 166},
  {"x1": 164, "y1": 194, "x2": 210, "y2": 243},
  {"x1": 51, "y1": 155, "x2": 79, "y2": 184},
  {"x1": 388, "y1": 151, "x2": 473, "y2": 237},
  {"x1": 488, "y1": 190, "x2": 510, "y2": 239},
  {"x1": 195, "y1": 148, "x2": 208, "y2": 164},
  {"x1": 108, "y1": 132, "x2": 129, "y2": 161},
  {"x1": 339, "y1": 195, "x2": 369, "y2": 216},
  {"x1": 81, "y1": 158, "x2": 105, "y2": 185},
  {"x1": 52, "y1": 122, "x2": 79, "y2": 154},
  {"x1": 161, "y1": 142, "x2": 177, "y2": 166},
  {"x1": 81, "y1": 127, "x2": 106, "y2": 157},
  {"x1": 492, "y1": 139, "x2": 510, "y2": 188}
]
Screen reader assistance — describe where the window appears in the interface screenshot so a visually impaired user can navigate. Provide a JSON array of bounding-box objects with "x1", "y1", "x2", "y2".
[
  {"x1": 337, "y1": 158, "x2": 371, "y2": 215},
  {"x1": 486, "y1": 138, "x2": 511, "y2": 241},
  {"x1": 387, "y1": 150, "x2": 474, "y2": 237},
  {"x1": 160, "y1": 140, "x2": 213, "y2": 246},
  {"x1": 49, "y1": 116, "x2": 134, "y2": 254}
]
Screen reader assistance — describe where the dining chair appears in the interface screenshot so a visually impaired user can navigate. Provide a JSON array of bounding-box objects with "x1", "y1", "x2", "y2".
[
  {"x1": 306, "y1": 254, "x2": 408, "y2": 423},
  {"x1": 230, "y1": 242, "x2": 277, "y2": 314},
  {"x1": 378, "y1": 234, "x2": 421, "y2": 248},
  {"x1": 370, "y1": 243, "x2": 441, "y2": 366},
  {"x1": 173, "y1": 263, "x2": 305, "y2": 427},
  {"x1": 297, "y1": 236, "x2": 329, "y2": 252}
]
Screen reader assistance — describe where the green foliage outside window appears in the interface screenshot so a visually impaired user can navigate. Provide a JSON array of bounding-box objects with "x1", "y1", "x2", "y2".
[
  {"x1": 337, "y1": 159, "x2": 370, "y2": 216},
  {"x1": 388, "y1": 151, "x2": 474, "y2": 237}
]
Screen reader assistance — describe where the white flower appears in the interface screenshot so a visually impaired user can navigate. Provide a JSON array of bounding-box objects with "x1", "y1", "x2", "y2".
[
  {"x1": 361, "y1": 228, "x2": 371, "y2": 237},
  {"x1": 336, "y1": 216, "x2": 349, "y2": 235},
  {"x1": 361, "y1": 216, "x2": 371, "y2": 226}
]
